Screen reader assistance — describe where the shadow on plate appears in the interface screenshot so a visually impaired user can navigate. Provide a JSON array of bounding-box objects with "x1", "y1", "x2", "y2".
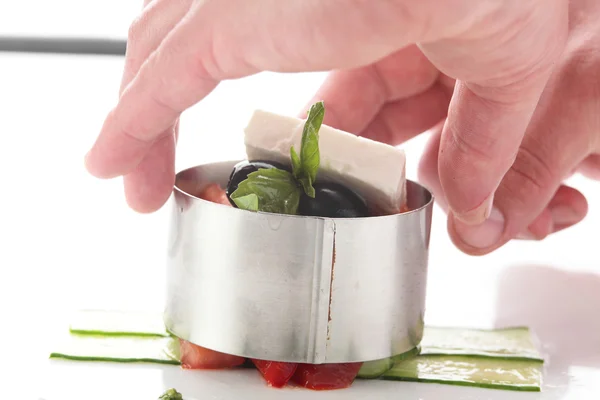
[
  {"x1": 494, "y1": 264, "x2": 600, "y2": 398},
  {"x1": 160, "y1": 366, "x2": 489, "y2": 400},
  {"x1": 159, "y1": 264, "x2": 600, "y2": 399}
]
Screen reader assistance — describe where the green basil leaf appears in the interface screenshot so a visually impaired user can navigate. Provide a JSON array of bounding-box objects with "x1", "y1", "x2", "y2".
[
  {"x1": 291, "y1": 101, "x2": 324, "y2": 197},
  {"x1": 290, "y1": 146, "x2": 302, "y2": 179},
  {"x1": 299, "y1": 101, "x2": 324, "y2": 185},
  {"x1": 230, "y1": 168, "x2": 301, "y2": 215},
  {"x1": 298, "y1": 176, "x2": 315, "y2": 198},
  {"x1": 231, "y1": 193, "x2": 259, "y2": 211}
]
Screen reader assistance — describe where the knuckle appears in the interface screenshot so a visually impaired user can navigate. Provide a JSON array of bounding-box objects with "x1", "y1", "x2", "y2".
[
  {"x1": 564, "y1": 36, "x2": 600, "y2": 92},
  {"x1": 113, "y1": 103, "x2": 166, "y2": 145},
  {"x1": 150, "y1": 44, "x2": 218, "y2": 111},
  {"x1": 127, "y1": 14, "x2": 146, "y2": 43},
  {"x1": 158, "y1": 25, "x2": 222, "y2": 84},
  {"x1": 507, "y1": 143, "x2": 559, "y2": 199},
  {"x1": 447, "y1": 122, "x2": 497, "y2": 164},
  {"x1": 565, "y1": 47, "x2": 600, "y2": 95},
  {"x1": 461, "y1": 6, "x2": 567, "y2": 100},
  {"x1": 127, "y1": 0, "x2": 162, "y2": 45},
  {"x1": 123, "y1": 2, "x2": 165, "y2": 78},
  {"x1": 125, "y1": 14, "x2": 151, "y2": 66},
  {"x1": 120, "y1": 119, "x2": 150, "y2": 144},
  {"x1": 188, "y1": 49, "x2": 219, "y2": 83},
  {"x1": 150, "y1": 90, "x2": 179, "y2": 116},
  {"x1": 120, "y1": 110, "x2": 172, "y2": 145},
  {"x1": 189, "y1": 30, "x2": 229, "y2": 81},
  {"x1": 389, "y1": 0, "x2": 432, "y2": 39},
  {"x1": 562, "y1": 44, "x2": 600, "y2": 150}
]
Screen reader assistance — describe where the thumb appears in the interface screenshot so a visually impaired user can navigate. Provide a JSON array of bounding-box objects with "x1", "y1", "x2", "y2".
[{"x1": 424, "y1": 1, "x2": 568, "y2": 238}]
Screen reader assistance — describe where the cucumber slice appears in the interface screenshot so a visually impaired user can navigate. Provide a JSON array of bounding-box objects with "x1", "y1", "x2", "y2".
[
  {"x1": 163, "y1": 334, "x2": 182, "y2": 362},
  {"x1": 357, "y1": 358, "x2": 393, "y2": 379},
  {"x1": 69, "y1": 310, "x2": 170, "y2": 337},
  {"x1": 51, "y1": 310, "x2": 545, "y2": 392},
  {"x1": 382, "y1": 355, "x2": 543, "y2": 391},
  {"x1": 420, "y1": 326, "x2": 543, "y2": 361},
  {"x1": 50, "y1": 333, "x2": 181, "y2": 365},
  {"x1": 358, "y1": 346, "x2": 421, "y2": 378},
  {"x1": 392, "y1": 345, "x2": 422, "y2": 361}
]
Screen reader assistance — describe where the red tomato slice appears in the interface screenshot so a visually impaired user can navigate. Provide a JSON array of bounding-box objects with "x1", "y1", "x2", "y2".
[
  {"x1": 370, "y1": 203, "x2": 410, "y2": 216},
  {"x1": 179, "y1": 339, "x2": 246, "y2": 369},
  {"x1": 198, "y1": 183, "x2": 231, "y2": 206},
  {"x1": 291, "y1": 362, "x2": 363, "y2": 390},
  {"x1": 251, "y1": 359, "x2": 298, "y2": 388}
]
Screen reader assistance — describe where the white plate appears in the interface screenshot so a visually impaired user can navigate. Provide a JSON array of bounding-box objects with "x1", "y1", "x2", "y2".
[{"x1": 1, "y1": 53, "x2": 599, "y2": 399}]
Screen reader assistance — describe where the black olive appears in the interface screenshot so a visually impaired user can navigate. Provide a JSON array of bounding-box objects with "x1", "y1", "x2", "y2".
[
  {"x1": 226, "y1": 160, "x2": 291, "y2": 205},
  {"x1": 298, "y1": 181, "x2": 368, "y2": 218}
]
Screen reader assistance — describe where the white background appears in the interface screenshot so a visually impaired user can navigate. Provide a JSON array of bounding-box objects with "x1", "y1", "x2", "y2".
[
  {"x1": 0, "y1": 2, "x2": 599, "y2": 399},
  {"x1": 0, "y1": 0, "x2": 136, "y2": 39}
]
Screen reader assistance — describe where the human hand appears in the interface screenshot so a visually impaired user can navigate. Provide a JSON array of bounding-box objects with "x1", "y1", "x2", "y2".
[
  {"x1": 310, "y1": 0, "x2": 599, "y2": 255},
  {"x1": 84, "y1": 0, "x2": 597, "y2": 255}
]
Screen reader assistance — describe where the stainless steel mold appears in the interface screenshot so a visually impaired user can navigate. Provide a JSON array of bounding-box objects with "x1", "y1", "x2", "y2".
[{"x1": 164, "y1": 160, "x2": 433, "y2": 363}]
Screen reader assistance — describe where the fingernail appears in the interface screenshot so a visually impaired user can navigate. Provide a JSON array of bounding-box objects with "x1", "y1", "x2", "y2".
[
  {"x1": 516, "y1": 230, "x2": 536, "y2": 240},
  {"x1": 550, "y1": 205, "x2": 580, "y2": 226},
  {"x1": 454, "y1": 193, "x2": 494, "y2": 225},
  {"x1": 454, "y1": 207, "x2": 505, "y2": 249}
]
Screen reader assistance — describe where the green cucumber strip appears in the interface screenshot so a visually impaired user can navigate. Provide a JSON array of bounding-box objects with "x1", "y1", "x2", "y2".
[
  {"x1": 358, "y1": 325, "x2": 544, "y2": 381},
  {"x1": 392, "y1": 345, "x2": 422, "y2": 361},
  {"x1": 69, "y1": 309, "x2": 170, "y2": 337},
  {"x1": 163, "y1": 334, "x2": 182, "y2": 362},
  {"x1": 50, "y1": 333, "x2": 181, "y2": 365},
  {"x1": 420, "y1": 326, "x2": 544, "y2": 362},
  {"x1": 66, "y1": 312, "x2": 543, "y2": 362},
  {"x1": 381, "y1": 355, "x2": 543, "y2": 392},
  {"x1": 358, "y1": 346, "x2": 421, "y2": 378},
  {"x1": 53, "y1": 310, "x2": 546, "y2": 392},
  {"x1": 357, "y1": 358, "x2": 393, "y2": 379}
]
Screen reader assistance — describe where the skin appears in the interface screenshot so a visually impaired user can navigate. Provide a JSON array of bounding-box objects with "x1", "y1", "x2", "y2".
[{"x1": 85, "y1": 0, "x2": 600, "y2": 255}]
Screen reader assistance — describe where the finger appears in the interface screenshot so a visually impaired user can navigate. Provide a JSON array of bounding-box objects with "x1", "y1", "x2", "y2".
[
  {"x1": 85, "y1": 0, "x2": 197, "y2": 180},
  {"x1": 439, "y1": 78, "x2": 554, "y2": 226},
  {"x1": 84, "y1": 31, "x2": 218, "y2": 179},
  {"x1": 578, "y1": 154, "x2": 600, "y2": 180},
  {"x1": 426, "y1": 1, "x2": 569, "y2": 226},
  {"x1": 121, "y1": 116, "x2": 180, "y2": 211},
  {"x1": 300, "y1": 45, "x2": 439, "y2": 131},
  {"x1": 420, "y1": 120, "x2": 550, "y2": 246},
  {"x1": 360, "y1": 82, "x2": 451, "y2": 145},
  {"x1": 518, "y1": 184, "x2": 588, "y2": 239},
  {"x1": 86, "y1": 0, "x2": 193, "y2": 180},
  {"x1": 448, "y1": 115, "x2": 590, "y2": 255},
  {"x1": 546, "y1": 185, "x2": 588, "y2": 234},
  {"x1": 119, "y1": 0, "x2": 194, "y2": 95},
  {"x1": 86, "y1": 0, "x2": 499, "y2": 179},
  {"x1": 123, "y1": 118, "x2": 180, "y2": 213},
  {"x1": 417, "y1": 121, "x2": 448, "y2": 212},
  {"x1": 117, "y1": 0, "x2": 191, "y2": 212},
  {"x1": 419, "y1": 121, "x2": 588, "y2": 253},
  {"x1": 123, "y1": 128, "x2": 177, "y2": 213}
]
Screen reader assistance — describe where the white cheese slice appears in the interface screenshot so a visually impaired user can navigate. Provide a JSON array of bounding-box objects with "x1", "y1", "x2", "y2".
[{"x1": 243, "y1": 110, "x2": 407, "y2": 213}]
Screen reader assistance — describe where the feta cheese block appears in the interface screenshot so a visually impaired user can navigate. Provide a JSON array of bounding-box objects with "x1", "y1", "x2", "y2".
[{"x1": 244, "y1": 110, "x2": 407, "y2": 213}]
